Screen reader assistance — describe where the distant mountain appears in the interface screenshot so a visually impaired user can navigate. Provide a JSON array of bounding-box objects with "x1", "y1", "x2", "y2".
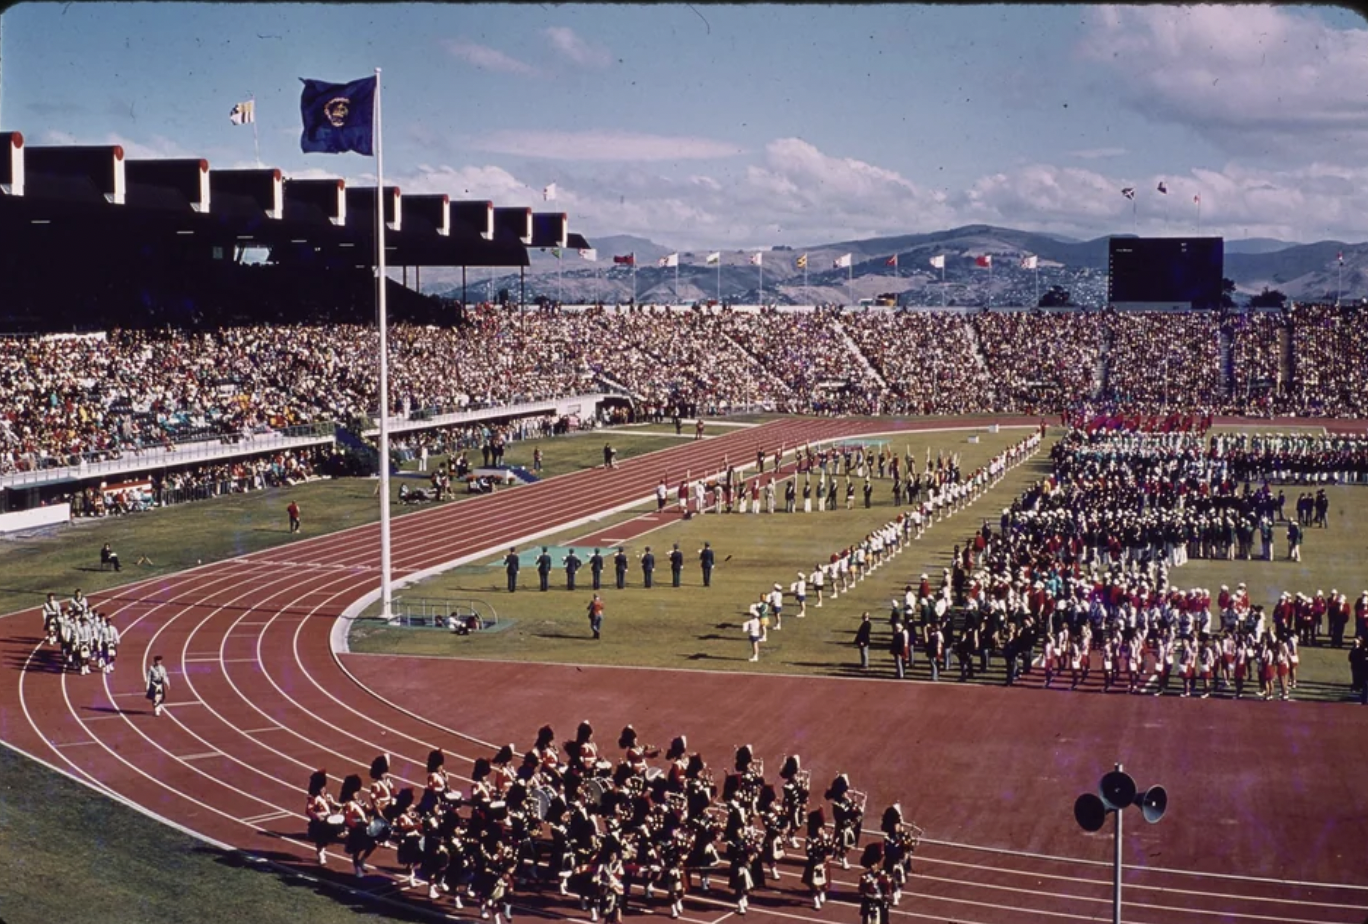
[{"x1": 424, "y1": 225, "x2": 1366, "y2": 306}]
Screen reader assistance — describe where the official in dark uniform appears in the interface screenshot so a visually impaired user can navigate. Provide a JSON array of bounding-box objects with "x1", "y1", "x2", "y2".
[
  {"x1": 699, "y1": 542, "x2": 716, "y2": 587},
  {"x1": 669, "y1": 544, "x2": 685, "y2": 587},
  {"x1": 641, "y1": 547, "x2": 656, "y2": 588},
  {"x1": 564, "y1": 548, "x2": 582, "y2": 591},
  {"x1": 536, "y1": 547, "x2": 553, "y2": 592},
  {"x1": 614, "y1": 548, "x2": 629, "y2": 589},
  {"x1": 590, "y1": 549, "x2": 605, "y2": 590},
  {"x1": 504, "y1": 547, "x2": 520, "y2": 593}
]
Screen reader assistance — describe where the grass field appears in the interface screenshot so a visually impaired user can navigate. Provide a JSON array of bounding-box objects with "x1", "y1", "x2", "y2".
[{"x1": 3, "y1": 417, "x2": 1367, "y2": 923}]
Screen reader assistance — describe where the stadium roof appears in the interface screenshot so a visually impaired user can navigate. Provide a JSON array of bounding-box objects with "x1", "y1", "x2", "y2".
[{"x1": 0, "y1": 132, "x2": 590, "y2": 269}]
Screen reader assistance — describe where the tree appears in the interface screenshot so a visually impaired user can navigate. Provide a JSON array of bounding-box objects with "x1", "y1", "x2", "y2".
[
  {"x1": 1220, "y1": 277, "x2": 1237, "y2": 309},
  {"x1": 1249, "y1": 287, "x2": 1287, "y2": 309},
  {"x1": 1038, "y1": 285, "x2": 1072, "y2": 307}
]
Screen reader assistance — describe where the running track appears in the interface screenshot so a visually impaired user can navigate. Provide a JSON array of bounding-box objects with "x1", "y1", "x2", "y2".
[{"x1": 3, "y1": 415, "x2": 1367, "y2": 924}]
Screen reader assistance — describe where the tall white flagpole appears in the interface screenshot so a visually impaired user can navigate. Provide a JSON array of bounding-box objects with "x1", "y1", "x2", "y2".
[
  {"x1": 375, "y1": 67, "x2": 394, "y2": 623},
  {"x1": 847, "y1": 263, "x2": 853, "y2": 306},
  {"x1": 941, "y1": 263, "x2": 946, "y2": 308},
  {"x1": 758, "y1": 254, "x2": 763, "y2": 307},
  {"x1": 674, "y1": 261, "x2": 679, "y2": 305},
  {"x1": 250, "y1": 94, "x2": 261, "y2": 166},
  {"x1": 716, "y1": 258, "x2": 721, "y2": 305}
]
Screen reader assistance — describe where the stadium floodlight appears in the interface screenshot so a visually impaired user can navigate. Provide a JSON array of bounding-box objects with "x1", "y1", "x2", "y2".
[{"x1": 1074, "y1": 763, "x2": 1166, "y2": 924}]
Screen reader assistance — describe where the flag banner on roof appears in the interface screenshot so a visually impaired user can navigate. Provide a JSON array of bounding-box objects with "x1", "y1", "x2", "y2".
[
  {"x1": 796, "y1": 254, "x2": 808, "y2": 269},
  {"x1": 706, "y1": 251, "x2": 721, "y2": 265},
  {"x1": 543, "y1": 183, "x2": 557, "y2": 201},
  {"x1": 1121, "y1": 187, "x2": 1136, "y2": 200},
  {"x1": 886, "y1": 254, "x2": 898, "y2": 267},
  {"x1": 299, "y1": 76, "x2": 377, "y2": 155},
  {"x1": 929, "y1": 254, "x2": 946, "y2": 269},
  {"x1": 659, "y1": 253, "x2": 679, "y2": 268},
  {"x1": 1020, "y1": 254, "x2": 1038, "y2": 270},
  {"x1": 229, "y1": 100, "x2": 255, "y2": 125},
  {"x1": 834, "y1": 253, "x2": 853, "y2": 269},
  {"x1": 749, "y1": 252, "x2": 763, "y2": 266},
  {"x1": 613, "y1": 253, "x2": 636, "y2": 266},
  {"x1": 975, "y1": 254, "x2": 992, "y2": 268},
  {"x1": 1157, "y1": 181, "x2": 1168, "y2": 194},
  {"x1": 579, "y1": 248, "x2": 598, "y2": 262},
  {"x1": 551, "y1": 248, "x2": 562, "y2": 259}
]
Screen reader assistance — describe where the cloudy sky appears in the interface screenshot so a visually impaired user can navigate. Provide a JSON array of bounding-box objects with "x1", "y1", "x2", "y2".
[{"x1": 4, "y1": 3, "x2": 1368, "y2": 249}]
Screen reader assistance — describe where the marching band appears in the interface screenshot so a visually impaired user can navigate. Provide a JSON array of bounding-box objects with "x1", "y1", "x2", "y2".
[
  {"x1": 42, "y1": 589, "x2": 120, "y2": 677},
  {"x1": 302, "y1": 723, "x2": 921, "y2": 921}
]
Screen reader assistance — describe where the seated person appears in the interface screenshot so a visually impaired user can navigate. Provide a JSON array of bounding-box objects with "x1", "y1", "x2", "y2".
[{"x1": 100, "y1": 543, "x2": 121, "y2": 572}]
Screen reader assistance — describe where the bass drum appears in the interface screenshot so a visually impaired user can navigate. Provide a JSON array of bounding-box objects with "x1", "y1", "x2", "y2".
[
  {"x1": 531, "y1": 786, "x2": 557, "y2": 820},
  {"x1": 583, "y1": 777, "x2": 609, "y2": 808}
]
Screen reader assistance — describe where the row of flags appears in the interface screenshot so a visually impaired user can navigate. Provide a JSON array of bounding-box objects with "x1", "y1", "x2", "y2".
[
  {"x1": 599, "y1": 252, "x2": 1041, "y2": 270},
  {"x1": 1121, "y1": 183, "x2": 1201, "y2": 205}
]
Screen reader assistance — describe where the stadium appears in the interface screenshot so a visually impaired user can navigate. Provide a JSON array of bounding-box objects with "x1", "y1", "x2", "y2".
[{"x1": 5, "y1": 7, "x2": 1368, "y2": 924}]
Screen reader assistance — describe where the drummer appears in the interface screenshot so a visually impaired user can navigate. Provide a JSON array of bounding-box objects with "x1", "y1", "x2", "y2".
[
  {"x1": 391, "y1": 789, "x2": 425, "y2": 887},
  {"x1": 305, "y1": 768, "x2": 341, "y2": 865},
  {"x1": 339, "y1": 773, "x2": 377, "y2": 878},
  {"x1": 367, "y1": 754, "x2": 396, "y2": 843},
  {"x1": 145, "y1": 654, "x2": 170, "y2": 717},
  {"x1": 422, "y1": 749, "x2": 450, "y2": 813},
  {"x1": 618, "y1": 725, "x2": 661, "y2": 777}
]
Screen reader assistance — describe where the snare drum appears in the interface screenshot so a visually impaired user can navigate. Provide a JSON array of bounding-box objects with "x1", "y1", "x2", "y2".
[
  {"x1": 584, "y1": 778, "x2": 608, "y2": 808},
  {"x1": 644, "y1": 767, "x2": 665, "y2": 782},
  {"x1": 532, "y1": 786, "x2": 556, "y2": 820},
  {"x1": 366, "y1": 817, "x2": 391, "y2": 841},
  {"x1": 593, "y1": 759, "x2": 613, "y2": 778}
]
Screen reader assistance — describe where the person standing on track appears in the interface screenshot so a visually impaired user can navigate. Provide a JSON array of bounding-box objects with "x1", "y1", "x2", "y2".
[
  {"x1": 287, "y1": 500, "x2": 302, "y2": 534},
  {"x1": 699, "y1": 542, "x2": 715, "y2": 587},
  {"x1": 146, "y1": 654, "x2": 170, "y2": 717},
  {"x1": 504, "y1": 547, "x2": 520, "y2": 593}
]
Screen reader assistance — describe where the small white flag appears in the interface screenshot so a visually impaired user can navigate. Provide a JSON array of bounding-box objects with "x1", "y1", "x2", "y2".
[
  {"x1": 229, "y1": 100, "x2": 255, "y2": 125},
  {"x1": 929, "y1": 254, "x2": 946, "y2": 269},
  {"x1": 659, "y1": 252, "x2": 679, "y2": 268},
  {"x1": 749, "y1": 251, "x2": 763, "y2": 266},
  {"x1": 1020, "y1": 254, "x2": 1038, "y2": 270},
  {"x1": 834, "y1": 253, "x2": 853, "y2": 269},
  {"x1": 578, "y1": 248, "x2": 598, "y2": 262},
  {"x1": 706, "y1": 251, "x2": 721, "y2": 265},
  {"x1": 543, "y1": 183, "x2": 557, "y2": 201}
]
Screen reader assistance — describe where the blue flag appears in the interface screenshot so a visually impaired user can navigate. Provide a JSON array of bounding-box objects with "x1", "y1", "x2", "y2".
[{"x1": 300, "y1": 76, "x2": 376, "y2": 155}]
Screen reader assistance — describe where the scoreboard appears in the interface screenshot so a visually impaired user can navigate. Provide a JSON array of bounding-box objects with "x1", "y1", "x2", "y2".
[{"x1": 1108, "y1": 237, "x2": 1224, "y2": 310}]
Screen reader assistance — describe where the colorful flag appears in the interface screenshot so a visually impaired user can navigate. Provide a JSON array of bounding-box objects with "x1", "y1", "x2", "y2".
[
  {"x1": 749, "y1": 252, "x2": 763, "y2": 266},
  {"x1": 229, "y1": 100, "x2": 255, "y2": 125},
  {"x1": 1157, "y1": 181, "x2": 1168, "y2": 194},
  {"x1": 1121, "y1": 187, "x2": 1136, "y2": 200},
  {"x1": 975, "y1": 255, "x2": 992, "y2": 268},
  {"x1": 659, "y1": 253, "x2": 679, "y2": 268},
  {"x1": 834, "y1": 253, "x2": 853, "y2": 269},
  {"x1": 706, "y1": 251, "x2": 721, "y2": 265},
  {"x1": 613, "y1": 253, "x2": 636, "y2": 266},
  {"x1": 1020, "y1": 254, "x2": 1038, "y2": 270},
  {"x1": 1338, "y1": 251, "x2": 1345, "y2": 264},
  {"x1": 1193, "y1": 193, "x2": 1201, "y2": 204},
  {"x1": 929, "y1": 254, "x2": 946, "y2": 270},
  {"x1": 579, "y1": 248, "x2": 598, "y2": 262},
  {"x1": 551, "y1": 248, "x2": 562, "y2": 259},
  {"x1": 299, "y1": 76, "x2": 377, "y2": 155},
  {"x1": 796, "y1": 254, "x2": 808, "y2": 269},
  {"x1": 886, "y1": 254, "x2": 898, "y2": 268},
  {"x1": 543, "y1": 183, "x2": 557, "y2": 201}
]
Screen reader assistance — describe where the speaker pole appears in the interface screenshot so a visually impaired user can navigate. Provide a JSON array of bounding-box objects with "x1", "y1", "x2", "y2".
[{"x1": 1112, "y1": 763, "x2": 1123, "y2": 924}]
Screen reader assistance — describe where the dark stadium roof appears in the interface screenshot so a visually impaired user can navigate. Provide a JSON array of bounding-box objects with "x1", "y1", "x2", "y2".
[{"x1": 0, "y1": 132, "x2": 591, "y2": 270}]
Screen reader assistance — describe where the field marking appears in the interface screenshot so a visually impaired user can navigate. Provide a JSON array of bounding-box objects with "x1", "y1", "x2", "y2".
[
  {"x1": 240, "y1": 725, "x2": 285, "y2": 734},
  {"x1": 241, "y1": 809, "x2": 292, "y2": 825},
  {"x1": 53, "y1": 739, "x2": 99, "y2": 748},
  {"x1": 176, "y1": 750, "x2": 224, "y2": 761}
]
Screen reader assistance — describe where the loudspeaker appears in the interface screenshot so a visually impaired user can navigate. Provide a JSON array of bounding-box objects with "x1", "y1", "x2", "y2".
[
  {"x1": 1099, "y1": 769, "x2": 1137, "y2": 812},
  {"x1": 1139, "y1": 785, "x2": 1168, "y2": 824},
  {"x1": 1074, "y1": 792, "x2": 1107, "y2": 833}
]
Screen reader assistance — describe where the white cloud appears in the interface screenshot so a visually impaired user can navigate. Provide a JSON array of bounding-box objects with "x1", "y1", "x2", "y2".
[
  {"x1": 1068, "y1": 147, "x2": 1127, "y2": 160},
  {"x1": 1080, "y1": 6, "x2": 1368, "y2": 159},
  {"x1": 467, "y1": 129, "x2": 746, "y2": 162},
  {"x1": 441, "y1": 39, "x2": 537, "y2": 76},
  {"x1": 543, "y1": 26, "x2": 611, "y2": 68}
]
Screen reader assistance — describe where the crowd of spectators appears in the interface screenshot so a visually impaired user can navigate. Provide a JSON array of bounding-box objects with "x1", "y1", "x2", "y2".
[{"x1": 4, "y1": 305, "x2": 1368, "y2": 473}]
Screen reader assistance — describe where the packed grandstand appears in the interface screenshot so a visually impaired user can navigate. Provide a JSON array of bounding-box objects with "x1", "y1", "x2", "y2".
[{"x1": 1, "y1": 301, "x2": 1364, "y2": 481}]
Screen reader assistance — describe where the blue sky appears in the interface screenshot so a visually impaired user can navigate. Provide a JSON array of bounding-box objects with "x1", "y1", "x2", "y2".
[{"x1": 4, "y1": 3, "x2": 1368, "y2": 248}]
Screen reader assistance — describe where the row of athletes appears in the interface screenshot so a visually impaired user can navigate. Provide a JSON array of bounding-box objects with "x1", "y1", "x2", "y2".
[
  {"x1": 304, "y1": 722, "x2": 921, "y2": 920},
  {"x1": 40, "y1": 590, "x2": 120, "y2": 676},
  {"x1": 505, "y1": 543, "x2": 719, "y2": 592}
]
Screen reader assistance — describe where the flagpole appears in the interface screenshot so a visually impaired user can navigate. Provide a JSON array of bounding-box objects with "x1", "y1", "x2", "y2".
[
  {"x1": 632, "y1": 259, "x2": 637, "y2": 306},
  {"x1": 847, "y1": 263, "x2": 852, "y2": 306},
  {"x1": 941, "y1": 263, "x2": 946, "y2": 308},
  {"x1": 758, "y1": 255, "x2": 763, "y2": 307},
  {"x1": 675, "y1": 261, "x2": 679, "y2": 305},
  {"x1": 558, "y1": 250, "x2": 563, "y2": 304},
  {"x1": 250, "y1": 94, "x2": 261, "y2": 166},
  {"x1": 803, "y1": 262, "x2": 808, "y2": 302},
  {"x1": 1034, "y1": 265, "x2": 1039, "y2": 307},
  {"x1": 374, "y1": 66, "x2": 394, "y2": 623},
  {"x1": 716, "y1": 258, "x2": 721, "y2": 305}
]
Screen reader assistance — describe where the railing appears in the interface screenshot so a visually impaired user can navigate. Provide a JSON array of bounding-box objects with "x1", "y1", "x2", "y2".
[
  {"x1": 0, "y1": 421, "x2": 337, "y2": 490},
  {"x1": 361, "y1": 393, "x2": 614, "y2": 438},
  {"x1": 387, "y1": 596, "x2": 499, "y2": 632}
]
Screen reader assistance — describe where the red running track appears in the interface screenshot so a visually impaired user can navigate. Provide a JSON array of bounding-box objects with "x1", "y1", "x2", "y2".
[{"x1": 2, "y1": 415, "x2": 1367, "y2": 924}]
